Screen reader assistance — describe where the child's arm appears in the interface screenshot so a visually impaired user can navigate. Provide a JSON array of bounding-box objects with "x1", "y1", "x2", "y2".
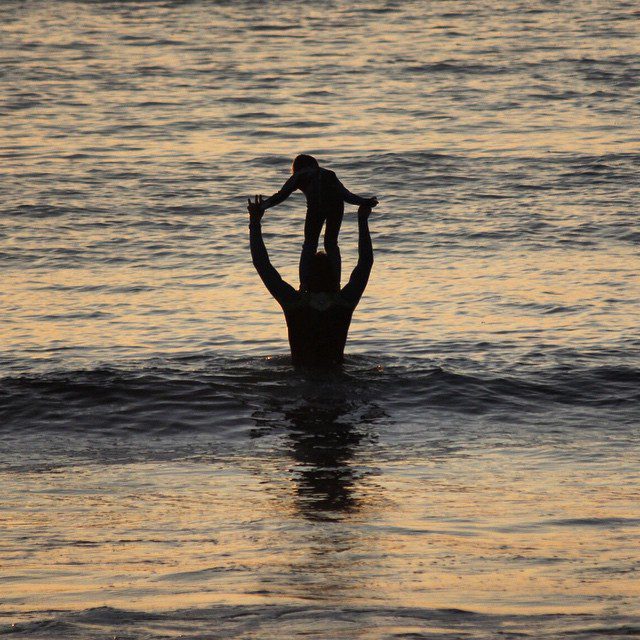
[
  {"x1": 336, "y1": 177, "x2": 378, "y2": 208},
  {"x1": 259, "y1": 172, "x2": 301, "y2": 211}
]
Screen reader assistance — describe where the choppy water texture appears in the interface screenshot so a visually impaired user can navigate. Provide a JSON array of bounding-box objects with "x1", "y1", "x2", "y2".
[{"x1": 1, "y1": 1, "x2": 639, "y2": 638}]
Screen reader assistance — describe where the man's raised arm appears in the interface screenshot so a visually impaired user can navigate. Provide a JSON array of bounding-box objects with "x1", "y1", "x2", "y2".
[
  {"x1": 341, "y1": 203, "x2": 374, "y2": 307},
  {"x1": 248, "y1": 196, "x2": 298, "y2": 306}
]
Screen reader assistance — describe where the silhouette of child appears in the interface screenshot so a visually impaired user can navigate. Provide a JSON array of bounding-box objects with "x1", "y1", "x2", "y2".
[{"x1": 257, "y1": 154, "x2": 377, "y2": 288}]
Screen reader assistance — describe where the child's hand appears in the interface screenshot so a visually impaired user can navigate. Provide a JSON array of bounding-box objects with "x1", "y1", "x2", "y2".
[
  {"x1": 366, "y1": 197, "x2": 379, "y2": 208},
  {"x1": 247, "y1": 195, "x2": 265, "y2": 223}
]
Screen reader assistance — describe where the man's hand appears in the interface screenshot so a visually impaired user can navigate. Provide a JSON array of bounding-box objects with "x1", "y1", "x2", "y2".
[{"x1": 247, "y1": 195, "x2": 265, "y2": 225}]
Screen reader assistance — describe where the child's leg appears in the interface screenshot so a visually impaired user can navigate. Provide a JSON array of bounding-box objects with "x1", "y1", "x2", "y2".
[
  {"x1": 299, "y1": 211, "x2": 325, "y2": 289},
  {"x1": 324, "y1": 208, "x2": 343, "y2": 283}
]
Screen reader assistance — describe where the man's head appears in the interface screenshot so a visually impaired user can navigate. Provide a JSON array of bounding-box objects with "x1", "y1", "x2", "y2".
[
  {"x1": 305, "y1": 251, "x2": 340, "y2": 293},
  {"x1": 291, "y1": 154, "x2": 319, "y2": 174}
]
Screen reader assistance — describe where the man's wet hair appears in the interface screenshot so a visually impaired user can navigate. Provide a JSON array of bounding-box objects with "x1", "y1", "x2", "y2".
[
  {"x1": 305, "y1": 251, "x2": 339, "y2": 293},
  {"x1": 292, "y1": 154, "x2": 319, "y2": 174}
]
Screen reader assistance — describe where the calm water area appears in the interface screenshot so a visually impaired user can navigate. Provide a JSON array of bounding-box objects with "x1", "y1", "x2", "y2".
[{"x1": 1, "y1": 1, "x2": 639, "y2": 638}]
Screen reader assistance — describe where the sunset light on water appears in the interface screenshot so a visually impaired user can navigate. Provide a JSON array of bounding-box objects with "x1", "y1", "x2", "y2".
[{"x1": 1, "y1": 1, "x2": 639, "y2": 638}]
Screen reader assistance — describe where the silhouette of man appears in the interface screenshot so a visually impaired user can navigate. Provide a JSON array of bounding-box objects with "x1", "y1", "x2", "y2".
[{"x1": 248, "y1": 195, "x2": 374, "y2": 368}]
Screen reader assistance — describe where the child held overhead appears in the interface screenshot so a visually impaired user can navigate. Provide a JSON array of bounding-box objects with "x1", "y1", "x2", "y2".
[{"x1": 257, "y1": 154, "x2": 378, "y2": 287}]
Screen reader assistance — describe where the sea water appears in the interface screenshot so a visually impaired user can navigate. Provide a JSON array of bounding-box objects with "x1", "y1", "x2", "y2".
[{"x1": 1, "y1": 1, "x2": 639, "y2": 638}]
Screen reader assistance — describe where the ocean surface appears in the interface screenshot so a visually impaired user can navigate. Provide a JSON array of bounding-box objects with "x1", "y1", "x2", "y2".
[{"x1": 1, "y1": 1, "x2": 639, "y2": 638}]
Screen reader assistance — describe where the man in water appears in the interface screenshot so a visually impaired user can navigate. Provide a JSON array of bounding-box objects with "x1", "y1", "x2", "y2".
[
  {"x1": 256, "y1": 154, "x2": 377, "y2": 287},
  {"x1": 248, "y1": 195, "x2": 375, "y2": 368}
]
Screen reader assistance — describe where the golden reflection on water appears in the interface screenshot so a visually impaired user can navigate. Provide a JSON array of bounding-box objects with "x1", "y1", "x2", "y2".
[
  {"x1": 3, "y1": 1, "x2": 640, "y2": 629},
  {"x1": 3, "y1": 233, "x2": 640, "y2": 617},
  {"x1": 4, "y1": 0, "x2": 640, "y2": 361},
  {"x1": 2, "y1": 444, "x2": 638, "y2": 616},
  {"x1": 5, "y1": 0, "x2": 640, "y2": 172},
  {"x1": 4, "y1": 239, "x2": 638, "y2": 361}
]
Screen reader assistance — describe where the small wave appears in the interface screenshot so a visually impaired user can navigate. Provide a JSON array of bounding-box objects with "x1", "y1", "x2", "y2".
[
  {"x1": 620, "y1": 231, "x2": 640, "y2": 244},
  {"x1": 232, "y1": 111, "x2": 277, "y2": 120},
  {"x1": 405, "y1": 61, "x2": 507, "y2": 75},
  {"x1": 499, "y1": 301, "x2": 586, "y2": 315},
  {"x1": 548, "y1": 517, "x2": 640, "y2": 528},
  {"x1": 7, "y1": 204, "x2": 99, "y2": 219},
  {"x1": 249, "y1": 24, "x2": 300, "y2": 32},
  {"x1": 1, "y1": 354, "x2": 638, "y2": 435},
  {"x1": 3, "y1": 605, "x2": 639, "y2": 640}
]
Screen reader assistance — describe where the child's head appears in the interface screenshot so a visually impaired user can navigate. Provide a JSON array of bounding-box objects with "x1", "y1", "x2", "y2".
[
  {"x1": 305, "y1": 251, "x2": 339, "y2": 293},
  {"x1": 291, "y1": 154, "x2": 319, "y2": 174}
]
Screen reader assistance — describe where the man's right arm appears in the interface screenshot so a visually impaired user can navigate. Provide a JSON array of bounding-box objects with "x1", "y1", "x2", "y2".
[
  {"x1": 248, "y1": 198, "x2": 299, "y2": 306},
  {"x1": 341, "y1": 205, "x2": 374, "y2": 307}
]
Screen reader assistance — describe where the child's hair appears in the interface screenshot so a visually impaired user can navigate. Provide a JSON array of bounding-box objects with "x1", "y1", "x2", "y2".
[
  {"x1": 292, "y1": 154, "x2": 319, "y2": 174},
  {"x1": 306, "y1": 251, "x2": 340, "y2": 293}
]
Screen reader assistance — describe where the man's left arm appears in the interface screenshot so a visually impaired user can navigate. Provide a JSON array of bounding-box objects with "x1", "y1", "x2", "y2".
[{"x1": 341, "y1": 203, "x2": 374, "y2": 307}]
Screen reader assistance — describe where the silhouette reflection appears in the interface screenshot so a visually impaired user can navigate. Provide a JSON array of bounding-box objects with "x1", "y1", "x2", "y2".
[{"x1": 250, "y1": 384, "x2": 384, "y2": 521}]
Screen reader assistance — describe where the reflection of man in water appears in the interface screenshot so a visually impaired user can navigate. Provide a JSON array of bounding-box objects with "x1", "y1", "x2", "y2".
[
  {"x1": 251, "y1": 397, "x2": 375, "y2": 518},
  {"x1": 248, "y1": 196, "x2": 375, "y2": 368}
]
